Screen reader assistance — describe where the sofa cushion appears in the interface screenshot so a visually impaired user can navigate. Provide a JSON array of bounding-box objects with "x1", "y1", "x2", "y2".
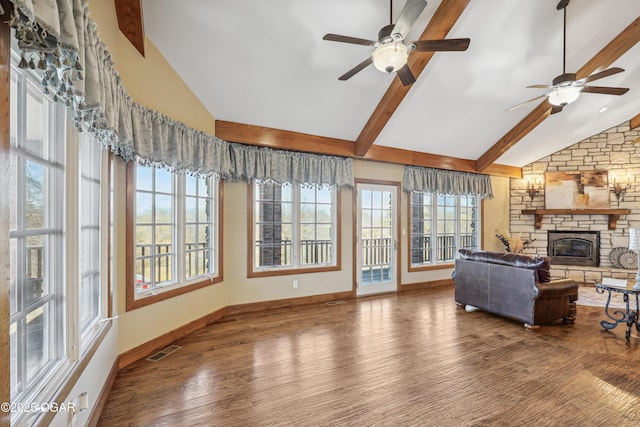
[{"x1": 458, "y1": 249, "x2": 551, "y2": 283}]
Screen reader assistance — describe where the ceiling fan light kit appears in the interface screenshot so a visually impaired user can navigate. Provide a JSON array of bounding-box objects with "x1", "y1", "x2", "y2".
[
  {"x1": 548, "y1": 85, "x2": 581, "y2": 107},
  {"x1": 372, "y1": 42, "x2": 408, "y2": 73}
]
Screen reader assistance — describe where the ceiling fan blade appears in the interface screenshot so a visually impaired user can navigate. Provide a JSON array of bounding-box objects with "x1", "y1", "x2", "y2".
[
  {"x1": 338, "y1": 57, "x2": 374, "y2": 81},
  {"x1": 582, "y1": 86, "x2": 629, "y2": 95},
  {"x1": 392, "y1": 0, "x2": 428, "y2": 40},
  {"x1": 551, "y1": 105, "x2": 564, "y2": 114},
  {"x1": 582, "y1": 67, "x2": 625, "y2": 83},
  {"x1": 411, "y1": 38, "x2": 470, "y2": 52},
  {"x1": 396, "y1": 64, "x2": 416, "y2": 86},
  {"x1": 323, "y1": 34, "x2": 376, "y2": 46},
  {"x1": 526, "y1": 84, "x2": 555, "y2": 89},
  {"x1": 506, "y1": 94, "x2": 548, "y2": 112}
]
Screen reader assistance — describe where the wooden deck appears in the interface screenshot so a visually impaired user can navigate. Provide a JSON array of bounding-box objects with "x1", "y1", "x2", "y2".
[{"x1": 99, "y1": 286, "x2": 640, "y2": 426}]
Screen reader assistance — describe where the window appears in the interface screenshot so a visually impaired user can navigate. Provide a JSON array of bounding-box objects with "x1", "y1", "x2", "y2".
[
  {"x1": 128, "y1": 163, "x2": 221, "y2": 309},
  {"x1": 9, "y1": 66, "x2": 67, "y2": 408},
  {"x1": 409, "y1": 192, "x2": 480, "y2": 269},
  {"x1": 8, "y1": 58, "x2": 109, "y2": 424},
  {"x1": 249, "y1": 181, "x2": 339, "y2": 276},
  {"x1": 79, "y1": 132, "x2": 103, "y2": 349}
]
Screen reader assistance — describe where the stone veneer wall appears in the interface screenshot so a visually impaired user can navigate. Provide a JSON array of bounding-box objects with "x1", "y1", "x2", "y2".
[{"x1": 509, "y1": 119, "x2": 640, "y2": 284}]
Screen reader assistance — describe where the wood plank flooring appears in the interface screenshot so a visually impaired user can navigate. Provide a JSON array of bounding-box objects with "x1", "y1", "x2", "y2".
[{"x1": 99, "y1": 286, "x2": 640, "y2": 426}]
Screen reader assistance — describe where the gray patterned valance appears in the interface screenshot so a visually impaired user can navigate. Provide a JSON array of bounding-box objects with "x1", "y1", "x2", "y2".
[
  {"x1": 403, "y1": 166, "x2": 493, "y2": 199},
  {"x1": 7, "y1": 0, "x2": 354, "y2": 188}
]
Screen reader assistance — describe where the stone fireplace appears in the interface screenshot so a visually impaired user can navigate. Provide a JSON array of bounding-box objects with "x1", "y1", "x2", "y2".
[
  {"x1": 508, "y1": 119, "x2": 640, "y2": 284},
  {"x1": 548, "y1": 231, "x2": 599, "y2": 267}
]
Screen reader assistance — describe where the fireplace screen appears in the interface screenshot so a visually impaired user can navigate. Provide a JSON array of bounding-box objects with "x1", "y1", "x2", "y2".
[{"x1": 548, "y1": 231, "x2": 599, "y2": 267}]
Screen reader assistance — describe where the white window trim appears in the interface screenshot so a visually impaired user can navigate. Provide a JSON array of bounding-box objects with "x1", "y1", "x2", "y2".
[
  {"x1": 251, "y1": 181, "x2": 338, "y2": 274},
  {"x1": 132, "y1": 164, "x2": 220, "y2": 302},
  {"x1": 410, "y1": 193, "x2": 481, "y2": 268}
]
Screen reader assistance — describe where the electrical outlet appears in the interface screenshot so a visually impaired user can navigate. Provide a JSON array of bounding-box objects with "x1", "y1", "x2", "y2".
[{"x1": 293, "y1": 280, "x2": 299, "y2": 289}]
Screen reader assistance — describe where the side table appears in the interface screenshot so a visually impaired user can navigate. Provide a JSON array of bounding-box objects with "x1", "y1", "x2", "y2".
[{"x1": 595, "y1": 283, "x2": 640, "y2": 340}]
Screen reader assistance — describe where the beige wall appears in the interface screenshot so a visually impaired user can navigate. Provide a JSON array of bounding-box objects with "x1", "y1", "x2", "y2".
[{"x1": 483, "y1": 176, "x2": 511, "y2": 252}]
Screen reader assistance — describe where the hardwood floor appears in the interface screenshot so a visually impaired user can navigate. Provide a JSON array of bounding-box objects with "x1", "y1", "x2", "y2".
[{"x1": 99, "y1": 286, "x2": 640, "y2": 426}]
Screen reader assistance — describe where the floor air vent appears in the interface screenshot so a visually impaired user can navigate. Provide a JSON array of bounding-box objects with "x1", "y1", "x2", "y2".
[
  {"x1": 325, "y1": 300, "x2": 346, "y2": 306},
  {"x1": 146, "y1": 345, "x2": 182, "y2": 362}
]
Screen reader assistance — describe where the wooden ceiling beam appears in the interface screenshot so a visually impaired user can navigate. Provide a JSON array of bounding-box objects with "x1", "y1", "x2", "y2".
[
  {"x1": 630, "y1": 113, "x2": 640, "y2": 130},
  {"x1": 476, "y1": 101, "x2": 552, "y2": 172},
  {"x1": 576, "y1": 17, "x2": 640, "y2": 79},
  {"x1": 216, "y1": 120, "x2": 521, "y2": 178},
  {"x1": 353, "y1": 0, "x2": 471, "y2": 157},
  {"x1": 476, "y1": 16, "x2": 640, "y2": 172},
  {"x1": 114, "y1": 0, "x2": 145, "y2": 56}
]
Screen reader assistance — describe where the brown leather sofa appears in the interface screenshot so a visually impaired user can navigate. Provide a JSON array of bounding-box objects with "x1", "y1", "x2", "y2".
[{"x1": 453, "y1": 249, "x2": 579, "y2": 329}]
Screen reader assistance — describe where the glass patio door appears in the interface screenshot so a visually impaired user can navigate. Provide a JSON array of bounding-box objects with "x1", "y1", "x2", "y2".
[{"x1": 356, "y1": 183, "x2": 398, "y2": 296}]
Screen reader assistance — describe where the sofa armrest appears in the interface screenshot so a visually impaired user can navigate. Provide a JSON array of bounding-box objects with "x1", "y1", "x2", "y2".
[{"x1": 534, "y1": 279, "x2": 579, "y2": 300}]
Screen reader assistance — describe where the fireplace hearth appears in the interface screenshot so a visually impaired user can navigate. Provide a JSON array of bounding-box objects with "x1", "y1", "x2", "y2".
[{"x1": 548, "y1": 231, "x2": 600, "y2": 267}]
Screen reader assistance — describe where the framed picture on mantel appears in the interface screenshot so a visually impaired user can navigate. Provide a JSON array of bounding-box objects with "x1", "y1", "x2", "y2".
[{"x1": 545, "y1": 170, "x2": 609, "y2": 209}]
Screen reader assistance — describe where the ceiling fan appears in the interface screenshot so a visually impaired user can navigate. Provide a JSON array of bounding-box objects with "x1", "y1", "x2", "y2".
[
  {"x1": 507, "y1": 0, "x2": 629, "y2": 114},
  {"x1": 323, "y1": 0, "x2": 470, "y2": 86}
]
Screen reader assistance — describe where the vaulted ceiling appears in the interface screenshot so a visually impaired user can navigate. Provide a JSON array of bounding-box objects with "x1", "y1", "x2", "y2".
[{"x1": 120, "y1": 0, "x2": 640, "y2": 177}]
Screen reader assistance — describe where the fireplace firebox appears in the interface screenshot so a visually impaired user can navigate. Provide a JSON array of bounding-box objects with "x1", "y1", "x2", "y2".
[{"x1": 548, "y1": 231, "x2": 599, "y2": 267}]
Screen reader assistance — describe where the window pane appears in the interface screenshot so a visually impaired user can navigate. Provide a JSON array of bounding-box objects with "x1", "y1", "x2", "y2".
[
  {"x1": 300, "y1": 187, "x2": 315, "y2": 203},
  {"x1": 136, "y1": 193, "x2": 153, "y2": 223},
  {"x1": 300, "y1": 203, "x2": 315, "y2": 224},
  {"x1": 155, "y1": 194, "x2": 172, "y2": 223},
  {"x1": 25, "y1": 81, "x2": 47, "y2": 157},
  {"x1": 185, "y1": 174, "x2": 197, "y2": 196},
  {"x1": 155, "y1": 168, "x2": 172, "y2": 193},
  {"x1": 25, "y1": 161, "x2": 45, "y2": 229},
  {"x1": 197, "y1": 176, "x2": 210, "y2": 197},
  {"x1": 186, "y1": 196, "x2": 197, "y2": 222},
  {"x1": 25, "y1": 235, "x2": 45, "y2": 307},
  {"x1": 136, "y1": 165, "x2": 153, "y2": 191},
  {"x1": 26, "y1": 304, "x2": 51, "y2": 383},
  {"x1": 198, "y1": 197, "x2": 208, "y2": 221}
]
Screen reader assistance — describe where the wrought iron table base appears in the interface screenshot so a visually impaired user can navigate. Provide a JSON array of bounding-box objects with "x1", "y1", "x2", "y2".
[{"x1": 595, "y1": 284, "x2": 640, "y2": 341}]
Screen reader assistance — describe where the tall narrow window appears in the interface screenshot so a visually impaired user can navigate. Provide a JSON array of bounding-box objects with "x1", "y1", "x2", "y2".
[
  {"x1": 185, "y1": 174, "x2": 215, "y2": 279},
  {"x1": 250, "y1": 181, "x2": 339, "y2": 276},
  {"x1": 9, "y1": 65, "x2": 67, "y2": 404},
  {"x1": 409, "y1": 192, "x2": 480, "y2": 270},
  {"x1": 129, "y1": 163, "x2": 221, "y2": 308},
  {"x1": 79, "y1": 132, "x2": 103, "y2": 347}
]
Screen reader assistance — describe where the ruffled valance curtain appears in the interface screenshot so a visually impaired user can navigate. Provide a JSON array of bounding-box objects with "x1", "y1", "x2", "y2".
[
  {"x1": 403, "y1": 166, "x2": 493, "y2": 199},
  {"x1": 6, "y1": 0, "x2": 353, "y2": 188}
]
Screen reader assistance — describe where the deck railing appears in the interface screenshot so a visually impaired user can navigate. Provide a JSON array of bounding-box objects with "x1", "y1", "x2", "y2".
[{"x1": 136, "y1": 242, "x2": 208, "y2": 284}]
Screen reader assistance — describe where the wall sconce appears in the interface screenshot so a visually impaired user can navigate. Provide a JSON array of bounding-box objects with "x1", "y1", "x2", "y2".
[
  {"x1": 526, "y1": 178, "x2": 542, "y2": 200},
  {"x1": 610, "y1": 174, "x2": 631, "y2": 202}
]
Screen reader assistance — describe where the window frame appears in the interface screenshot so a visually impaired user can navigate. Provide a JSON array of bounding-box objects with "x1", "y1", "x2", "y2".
[
  {"x1": 407, "y1": 192, "x2": 482, "y2": 272},
  {"x1": 247, "y1": 181, "x2": 341, "y2": 278},
  {"x1": 125, "y1": 161, "x2": 223, "y2": 311}
]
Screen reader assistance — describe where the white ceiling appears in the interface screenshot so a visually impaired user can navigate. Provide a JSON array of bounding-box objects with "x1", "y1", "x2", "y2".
[{"x1": 141, "y1": 0, "x2": 640, "y2": 168}]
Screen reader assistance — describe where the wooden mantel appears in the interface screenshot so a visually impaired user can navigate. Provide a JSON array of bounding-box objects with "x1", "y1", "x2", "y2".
[{"x1": 521, "y1": 209, "x2": 631, "y2": 230}]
